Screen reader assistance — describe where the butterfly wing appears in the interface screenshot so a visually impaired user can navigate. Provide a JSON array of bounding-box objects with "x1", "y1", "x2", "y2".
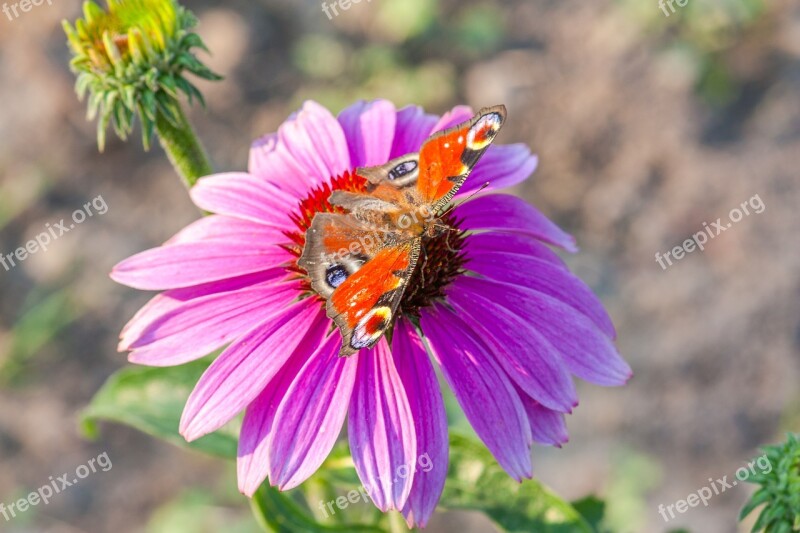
[
  {"x1": 298, "y1": 212, "x2": 420, "y2": 356},
  {"x1": 353, "y1": 105, "x2": 507, "y2": 211},
  {"x1": 417, "y1": 105, "x2": 506, "y2": 210}
]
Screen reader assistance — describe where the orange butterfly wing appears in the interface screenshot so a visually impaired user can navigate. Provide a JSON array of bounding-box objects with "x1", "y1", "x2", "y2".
[
  {"x1": 417, "y1": 105, "x2": 506, "y2": 210},
  {"x1": 328, "y1": 240, "x2": 419, "y2": 356}
]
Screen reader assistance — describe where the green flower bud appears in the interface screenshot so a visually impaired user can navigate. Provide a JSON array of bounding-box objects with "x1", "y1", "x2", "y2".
[{"x1": 63, "y1": 0, "x2": 221, "y2": 151}]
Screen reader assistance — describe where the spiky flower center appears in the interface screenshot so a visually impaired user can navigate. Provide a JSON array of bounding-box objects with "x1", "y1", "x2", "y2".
[
  {"x1": 66, "y1": 0, "x2": 182, "y2": 72},
  {"x1": 283, "y1": 171, "x2": 468, "y2": 316}
]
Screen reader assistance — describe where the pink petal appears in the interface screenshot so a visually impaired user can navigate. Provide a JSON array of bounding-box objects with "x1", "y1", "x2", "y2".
[
  {"x1": 349, "y1": 340, "x2": 417, "y2": 512},
  {"x1": 237, "y1": 322, "x2": 331, "y2": 496},
  {"x1": 165, "y1": 215, "x2": 284, "y2": 246},
  {"x1": 248, "y1": 133, "x2": 278, "y2": 178},
  {"x1": 338, "y1": 100, "x2": 397, "y2": 168},
  {"x1": 432, "y1": 105, "x2": 473, "y2": 132},
  {"x1": 448, "y1": 288, "x2": 578, "y2": 413},
  {"x1": 455, "y1": 194, "x2": 578, "y2": 253},
  {"x1": 464, "y1": 250, "x2": 616, "y2": 338},
  {"x1": 269, "y1": 333, "x2": 358, "y2": 490},
  {"x1": 421, "y1": 304, "x2": 533, "y2": 480},
  {"x1": 190, "y1": 173, "x2": 297, "y2": 229},
  {"x1": 127, "y1": 280, "x2": 300, "y2": 367},
  {"x1": 394, "y1": 319, "x2": 448, "y2": 529},
  {"x1": 278, "y1": 101, "x2": 351, "y2": 184},
  {"x1": 249, "y1": 133, "x2": 314, "y2": 199},
  {"x1": 111, "y1": 241, "x2": 292, "y2": 291},
  {"x1": 389, "y1": 105, "x2": 438, "y2": 159},
  {"x1": 119, "y1": 270, "x2": 285, "y2": 350},
  {"x1": 180, "y1": 301, "x2": 326, "y2": 441}
]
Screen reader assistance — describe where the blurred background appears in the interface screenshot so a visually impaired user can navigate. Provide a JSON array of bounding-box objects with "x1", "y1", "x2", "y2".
[{"x1": 0, "y1": 0, "x2": 798, "y2": 531}]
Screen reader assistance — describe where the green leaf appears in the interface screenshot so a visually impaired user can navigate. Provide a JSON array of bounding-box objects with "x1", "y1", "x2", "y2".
[
  {"x1": 571, "y1": 495, "x2": 606, "y2": 531},
  {"x1": 81, "y1": 358, "x2": 238, "y2": 458},
  {"x1": 250, "y1": 484, "x2": 385, "y2": 533},
  {"x1": 441, "y1": 434, "x2": 594, "y2": 533}
]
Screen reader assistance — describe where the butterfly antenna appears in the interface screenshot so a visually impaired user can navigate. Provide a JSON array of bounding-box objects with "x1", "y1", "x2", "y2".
[
  {"x1": 419, "y1": 245, "x2": 428, "y2": 289},
  {"x1": 440, "y1": 181, "x2": 491, "y2": 218}
]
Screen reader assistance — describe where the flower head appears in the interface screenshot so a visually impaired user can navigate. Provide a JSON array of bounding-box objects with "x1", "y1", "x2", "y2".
[
  {"x1": 63, "y1": 0, "x2": 221, "y2": 149},
  {"x1": 111, "y1": 99, "x2": 631, "y2": 527}
]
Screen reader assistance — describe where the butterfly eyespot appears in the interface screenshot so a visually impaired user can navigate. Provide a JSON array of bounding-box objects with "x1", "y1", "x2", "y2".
[
  {"x1": 325, "y1": 264, "x2": 349, "y2": 289},
  {"x1": 350, "y1": 307, "x2": 392, "y2": 349},
  {"x1": 467, "y1": 112, "x2": 503, "y2": 150},
  {"x1": 388, "y1": 160, "x2": 417, "y2": 180}
]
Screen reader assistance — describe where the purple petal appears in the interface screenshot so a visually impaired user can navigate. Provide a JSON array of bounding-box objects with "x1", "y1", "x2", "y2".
[
  {"x1": 432, "y1": 105, "x2": 473, "y2": 132},
  {"x1": 190, "y1": 173, "x2": 297, "y2": 229},
  {"x1": 447, "y1": 288, "x2": 578, "y2": 413},
  {"x1": 389, "y1": 105, "x2": 438, "y2": 159},
  {"x1": 515, "y1": 386, "x2": 569, "y2": 447},
  {"x1": 458, "y1": 144, "x2": 538, "y2": 196},
  {"x1": 237, "y1": 339, "x2": 310, "y2": 496},
  {"x1": 278, "y1": 101, "x2": 351, "y2": 183},
  {"x1": 338, "y1": 100, "x2": 397, "y2": 168},
  {"x1": 465, "y1": 250, "x2": 616, "y2": 338},
  {"x1": 464, "y1": 232, "x2": 567, "y2": 268},
  {"x1": 179, "y1": 302, "x2": 326, "y2": 441},
  {"x1": 394, "y1": 319, "x2": 448, "y2": 529},
  {"x1": 269, "y1": 333, "x2": 358, "y2": 490},
  {"x1": 111, "y1": 241, "x2": 292, "y2": 290},
  {"x1": 349, "y1": 340, "x2": 417, "y2": 512},
  {"x1": 454, "y1": 277, "x2": 632, "y2": 387},
  {"x1": 420, "y1": 304, "x2": 533, "y2": 480},
  {"x1": 165, "y1": 215, "x2": 284, "y2": 246},
  {"x1": 455, "y1": 194, "x2": 578, "y2": 252},
  {"x1": 126, "y1": 280, "x2": 299, "y2": 367}
]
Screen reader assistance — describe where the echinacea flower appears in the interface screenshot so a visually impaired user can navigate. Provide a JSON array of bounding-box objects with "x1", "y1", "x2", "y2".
[{"x1": 111, "y1": 99, "x2": 631, "y2": 527}]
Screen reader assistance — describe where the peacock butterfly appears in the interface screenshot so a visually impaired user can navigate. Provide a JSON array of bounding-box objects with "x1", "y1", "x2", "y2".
[{"x1": 298, "y1": 105, "x2": 507, "y2": 355}]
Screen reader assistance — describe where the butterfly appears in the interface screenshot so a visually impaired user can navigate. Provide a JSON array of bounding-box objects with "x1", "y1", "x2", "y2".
[{"x1": 298, "y1": 105, "x2": 507, "y2": 356}]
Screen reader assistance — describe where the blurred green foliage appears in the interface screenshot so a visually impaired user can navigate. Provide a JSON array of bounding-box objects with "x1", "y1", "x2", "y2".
[
  {"x1": 0, "y1": 289, "x2": 80, "y2": 385},
  {"x1": 616, "y1": 0, "x2": 767, "y2": 105}
]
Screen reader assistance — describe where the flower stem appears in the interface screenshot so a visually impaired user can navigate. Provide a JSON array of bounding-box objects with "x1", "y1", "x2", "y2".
[{"x1": 155, "y1": 105, "x2": 213, "y2": 188}]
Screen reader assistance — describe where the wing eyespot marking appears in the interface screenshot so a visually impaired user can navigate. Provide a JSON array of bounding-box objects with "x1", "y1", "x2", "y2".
[
  {"x1": 325, "y1": 264, "x2": 349, "y2": 289},
  {"x1": 350, "y1": 306, "x2": 392, "y2": 349},
  {"x1": 389, "y1": 160, "x2": 418, "y2": 180}
]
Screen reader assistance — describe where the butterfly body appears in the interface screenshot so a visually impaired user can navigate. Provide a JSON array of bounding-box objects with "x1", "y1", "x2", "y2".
[{"x1": 298, "y1": 105, "x2": 507, "y2": 356}]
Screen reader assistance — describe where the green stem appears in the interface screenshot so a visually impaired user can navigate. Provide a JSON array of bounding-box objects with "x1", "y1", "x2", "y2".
[{"x1": 155, "y1": 104, "x2": 213, "y2": 188}]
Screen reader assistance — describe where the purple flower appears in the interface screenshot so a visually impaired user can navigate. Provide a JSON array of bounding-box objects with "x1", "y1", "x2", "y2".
[{"x1": 111, "y1": 100, "x2": 631, "y2": 527}]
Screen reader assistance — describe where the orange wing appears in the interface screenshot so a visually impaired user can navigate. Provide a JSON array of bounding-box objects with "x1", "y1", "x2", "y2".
[
  {"x1": 328, "y1": 240, "x2": 419, "y2": 356},
  {"x1": 417, "y1": 105, "x2": 506, "y2": 210}
]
